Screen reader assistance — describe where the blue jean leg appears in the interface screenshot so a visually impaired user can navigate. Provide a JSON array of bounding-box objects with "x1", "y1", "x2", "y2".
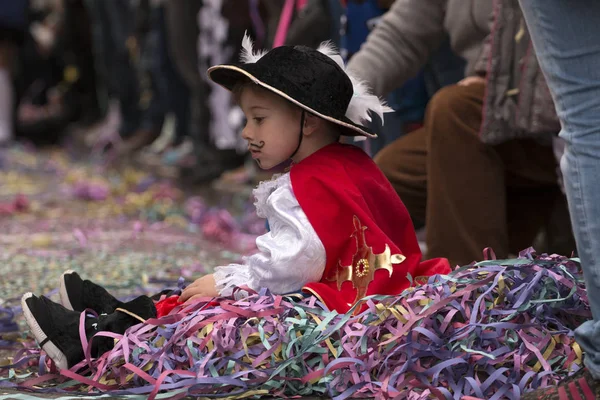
[{"x1": 519, "y1": 0, "x2": 600, "y2": 378}]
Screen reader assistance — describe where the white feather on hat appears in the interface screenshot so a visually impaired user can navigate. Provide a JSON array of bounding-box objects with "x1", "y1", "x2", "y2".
[
  {"x1": 240, "y1": 33, "x2": 267, "y2": 64},
  {"x1": 239, "y1": 32, "x2": 394, "y2": 128}
]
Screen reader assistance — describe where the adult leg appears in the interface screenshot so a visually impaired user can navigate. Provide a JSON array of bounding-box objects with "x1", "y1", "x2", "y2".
[
  {"x1": 172, "y1": 0, "x2": 247, "y2": 183},
  {"x1": 424, "y1": 83, "x2": 508, "y2": 266},
  {"x1": 158, "y1": 5, "x2": 191, "y2": 145},
  {"x1": 378, "y1": 83, "x2": 558, "y2": 266},
  {"x1": 118, "y1": 5, "x2": 167, "y2": 154},
  {"x1": 376, "y1": 83, "x2": 503, "y2": 266},
  {"x1": 103, "y1": 1, "x2": 140, "y2": 137},
  {"x1": 519, "y1": 0, "x2": 600, "y2": 392},
  {"x1": 0, "y1": 43, "x2": 14, "y2": 143},
  {"x1": 427, "y1": 84, "x2": 558, "y2": 265},
  {"x1": 164, "y1": 0, "x2": 203, "y2": 147}
]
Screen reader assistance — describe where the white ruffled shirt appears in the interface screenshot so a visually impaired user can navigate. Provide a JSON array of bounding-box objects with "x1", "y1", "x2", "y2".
[{"x1": 213, "y1": 173, "x2": 327, "y2": 298}]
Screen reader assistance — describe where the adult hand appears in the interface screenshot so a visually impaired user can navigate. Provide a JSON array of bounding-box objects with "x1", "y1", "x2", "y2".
[
  {"x1": 180, "y1": 274, "x2": 219, "y2": 303},
  {"x1": 458, "y1": 76, "x2": 486, "y2": 87}
]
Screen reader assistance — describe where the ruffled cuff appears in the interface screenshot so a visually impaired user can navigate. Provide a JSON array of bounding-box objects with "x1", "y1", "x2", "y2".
[{"x1": 213, "y1": 264, "x2": 253, "y2": 299}]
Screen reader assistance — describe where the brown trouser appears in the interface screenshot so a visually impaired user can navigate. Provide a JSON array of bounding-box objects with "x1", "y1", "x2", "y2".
[{"x1": 375, "y1": 83, "x2": 560, "y2": 266}]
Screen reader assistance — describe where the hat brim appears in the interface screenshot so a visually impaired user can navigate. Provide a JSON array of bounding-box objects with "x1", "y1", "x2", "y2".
[{"x1": 207, "y1": 64, "x2": 377, "y2": 138}]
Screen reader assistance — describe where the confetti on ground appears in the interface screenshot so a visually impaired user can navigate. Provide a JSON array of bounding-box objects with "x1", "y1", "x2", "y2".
[
  {"x1": 0, "y1": 145, "x2": 260, "y2": 368},
  {"x1": 0, "y1": 146, "x2": 593, "y2": 399}
]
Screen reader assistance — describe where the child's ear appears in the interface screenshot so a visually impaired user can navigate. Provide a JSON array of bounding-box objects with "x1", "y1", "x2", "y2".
[{"x1": 302, "y1": 113, "x2": 321, "y2": 136}]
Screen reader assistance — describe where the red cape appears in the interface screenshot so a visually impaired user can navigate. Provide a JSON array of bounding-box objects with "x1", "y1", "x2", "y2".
[{"x1": 291, "y1": 142, "x2": 450, "y2": 314}]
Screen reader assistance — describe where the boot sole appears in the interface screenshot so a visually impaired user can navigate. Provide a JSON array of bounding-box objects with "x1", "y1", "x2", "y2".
[
  {"x1": 59, "y1": 270, "x2": 75, "y2": 311},
  {"x1": 21, "y1": 292, "x2": 69, "y2": 370}
]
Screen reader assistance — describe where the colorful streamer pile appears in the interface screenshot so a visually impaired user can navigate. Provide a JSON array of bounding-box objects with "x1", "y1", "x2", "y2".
[{"x1": 1, "y1": 251, "x2": 591, "y2": 399}]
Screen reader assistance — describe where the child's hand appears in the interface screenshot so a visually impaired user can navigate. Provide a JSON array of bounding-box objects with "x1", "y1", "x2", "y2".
[{"x1": 180, "y1": 274, "x2": 219, "y2": 304}]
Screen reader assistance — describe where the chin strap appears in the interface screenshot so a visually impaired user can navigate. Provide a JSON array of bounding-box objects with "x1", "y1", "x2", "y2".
[{"x1": 289, "y1": 110, "x2": 305, "y2": 160}]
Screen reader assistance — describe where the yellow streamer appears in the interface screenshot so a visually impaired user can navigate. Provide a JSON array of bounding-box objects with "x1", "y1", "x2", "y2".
[
  {"x1": 493, "y1": 275, "x2": 506, "y2": 307},
  {"x1": 533, "y1": 336, "x2": 556, "y2": 372},
  {"x1": 310, "y1": 315, "x2": 338, "y2": 358}
]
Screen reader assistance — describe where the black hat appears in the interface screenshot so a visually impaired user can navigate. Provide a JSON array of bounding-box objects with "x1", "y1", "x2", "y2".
[{"x1": 207, "y1": 35, "x2": 392, "y2": 138}]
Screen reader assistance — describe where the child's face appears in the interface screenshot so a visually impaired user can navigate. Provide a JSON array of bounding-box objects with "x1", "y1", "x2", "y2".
[{"x1": 239, "y1": 86, "x2": 303, "y2": 170}]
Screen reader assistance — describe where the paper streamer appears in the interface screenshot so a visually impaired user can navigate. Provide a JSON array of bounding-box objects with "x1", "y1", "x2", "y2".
[{"x1": 1, "y1": 251, "x2": 591, "y2": 399}]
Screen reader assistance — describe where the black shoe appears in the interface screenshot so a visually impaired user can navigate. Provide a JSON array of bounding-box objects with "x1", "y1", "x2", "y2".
[
  {"x1": 59, "y1": 270, "x2": 121, "y2": 314},
  {"x1": 21, "y1": 292, "x2": 95, "y2": 369},
  {"x1": 89, "y1": 295, "x2": 157, "y2": 357},
  {"x1": 22, "y1": 293, "x2": 157, "y2": 369},
  {"x1": 118, "y1": 295, "x2": 157, "y2": 322}
]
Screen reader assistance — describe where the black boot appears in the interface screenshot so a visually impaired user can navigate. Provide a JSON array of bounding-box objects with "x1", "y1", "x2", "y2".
[
  {"x1": 59, "y1": 270, "x2": 122, "y2": 314},
  {"x1": 22, "y1": 292, "x2": 102, "y2": 369},
  {"x1": 22, "y1": 293, "x2": 156, "y2": 370},
  {"x1": 60, "y1": 270, "x2": 175, "y2": 313},
  {"x1": 91, "y1": 296, "x2": 158, "y2": 356}
]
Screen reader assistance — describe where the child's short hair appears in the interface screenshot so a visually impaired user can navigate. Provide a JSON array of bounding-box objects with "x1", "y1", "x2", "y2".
[
  {"x1": 232, "y1": 78, "x2": 342, "y2": 139},
  {"x1": 231, "y1": 77, "x2": 255, "y2": 104},
  {"x1": 232, "y1": 78, "x2": 299, "y2": 114}
]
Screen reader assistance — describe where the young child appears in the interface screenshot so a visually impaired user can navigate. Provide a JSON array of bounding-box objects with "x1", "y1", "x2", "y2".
[{"x1": 21, "y1": 35, "x2": 451, "y2": 370}]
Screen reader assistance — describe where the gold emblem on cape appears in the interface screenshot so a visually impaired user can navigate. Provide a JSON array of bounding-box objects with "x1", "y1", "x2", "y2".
[{"x1": 328, "y1": 216, "x2": 406, "y2": 308}]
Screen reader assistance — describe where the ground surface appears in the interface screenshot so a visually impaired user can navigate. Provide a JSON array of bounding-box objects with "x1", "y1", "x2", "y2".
[{"x1": 0, "y1": 145, "x2": 267, "y2": 399}]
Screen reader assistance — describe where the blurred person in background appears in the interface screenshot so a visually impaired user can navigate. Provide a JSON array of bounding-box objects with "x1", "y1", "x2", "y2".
[
  {"x1": 214, "y1": 0, "x2": 343, "y2": 186},
  {"x1": 110, "y1": 0, "x2": 246, "y2": 183},
  {"x1": 284, "y1": 0, "x2": 341, "y2": 48},
  {"x1": 177, "y1": 0, "x2": 251, "y2": 184},
  {"x1": 83, "y1": 0, "x2": 140, "y2": 146},
  {"x1": 120, "y1": 0, "x2": 193, "y2": 168},
  {"x1": 0, "y1": 0, "x2": 29, "y2": 144},
  {"x1": 13, "y1": 0, "x2": 102, "y2": 146},
  {"x1": 349, "y1": 0, "x2": 569, "y2": 266},
  {"x1": 341, "y1": 0, "x2": 465, "y2": 157}
]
